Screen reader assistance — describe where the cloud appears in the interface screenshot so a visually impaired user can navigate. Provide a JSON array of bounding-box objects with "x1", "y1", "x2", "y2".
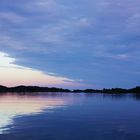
[
  {"x1": 0, "y1": 0, "x2": 140, "y2": 88},
  {"x1": 75, "y1": 18, "x2": 91, "y2": 28},
  {"x1": 0, "y1": 11, "x2": 26, "y2": 23},
  {"x1": 0, "y1": 52, "x2": 85, "y2": 88}
]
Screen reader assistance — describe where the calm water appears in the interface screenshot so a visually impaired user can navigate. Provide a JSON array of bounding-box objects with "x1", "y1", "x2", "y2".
[{"x1": 0, "y1": 93, "x2": 140, "y2": 140}]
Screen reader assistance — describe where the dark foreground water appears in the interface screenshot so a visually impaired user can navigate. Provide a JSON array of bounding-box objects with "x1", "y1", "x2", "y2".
[{"x1": 0, "y1": 93, "x2": 140, "y2": 140}]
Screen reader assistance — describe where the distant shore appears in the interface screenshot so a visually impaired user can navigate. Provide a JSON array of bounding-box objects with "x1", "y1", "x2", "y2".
[{"x1": 0, "y1": 85, "x2": 140, "y2": 94}]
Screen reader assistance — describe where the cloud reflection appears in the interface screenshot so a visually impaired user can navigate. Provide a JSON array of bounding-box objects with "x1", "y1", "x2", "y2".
[{"x1": 0, "y1": 94, "x2": 68, "y2": 134}]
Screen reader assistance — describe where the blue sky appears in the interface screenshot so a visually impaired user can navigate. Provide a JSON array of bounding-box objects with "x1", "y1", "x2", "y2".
[{"x1": 0, "y1": 0, "x2": 140, "y2": 89}]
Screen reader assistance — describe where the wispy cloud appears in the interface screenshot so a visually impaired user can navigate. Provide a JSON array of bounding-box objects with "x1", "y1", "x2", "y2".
[{"x1": 0, "y1": 11, "x2": 26, "y2": 23}]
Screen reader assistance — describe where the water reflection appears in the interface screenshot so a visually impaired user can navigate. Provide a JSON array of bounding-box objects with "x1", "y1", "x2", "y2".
[
  {"x1": 102, "y1": 93, "x2": 140, "y2": 101},
  {"x1": 0, "y1": 93, "x2": 69, "y2": 134},
  {"x1": 103, "y1": 93, "x2": 127, "y2": 100},
  {"x1": 132, "y1": 93, "x2": 140, "y2": 100},
  {"x1": 0, "y1": 93, "x2": 140, "y2": 140}
]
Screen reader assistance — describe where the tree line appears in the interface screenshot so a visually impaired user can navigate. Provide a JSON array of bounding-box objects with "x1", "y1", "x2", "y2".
[{"x1": 0, "y1": 85, "x2": 140, "y2": 93}]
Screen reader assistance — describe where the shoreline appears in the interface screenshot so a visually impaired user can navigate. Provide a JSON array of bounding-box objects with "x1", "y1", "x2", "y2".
[{"x1": 0, "y1": 85, "x2": 140, "y2": 94}]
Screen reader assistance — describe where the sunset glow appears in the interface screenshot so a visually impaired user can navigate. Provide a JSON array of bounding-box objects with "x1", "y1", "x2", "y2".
[{"x1": 0, "y1": 52, "x2": 82, "y2": 88}]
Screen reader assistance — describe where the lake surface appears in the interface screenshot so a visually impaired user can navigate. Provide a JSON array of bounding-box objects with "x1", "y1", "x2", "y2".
[{"x1": 0, "y1": 93, "x2": 140, "y2": 140}]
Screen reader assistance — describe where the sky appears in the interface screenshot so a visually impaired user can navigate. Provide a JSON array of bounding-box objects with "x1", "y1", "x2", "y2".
[{"x1": 0, "y1": 0, "x2": 140, "y2": 89}]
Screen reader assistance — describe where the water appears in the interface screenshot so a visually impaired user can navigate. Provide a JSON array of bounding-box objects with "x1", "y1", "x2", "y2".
[{"x1": 0, "y1": 93, "x2": 140, "y2": 140}]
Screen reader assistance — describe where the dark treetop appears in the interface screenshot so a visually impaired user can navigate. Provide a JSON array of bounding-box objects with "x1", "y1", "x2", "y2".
[{"x1": 0, "y1": 85, "x2": 140, "y2": 94}]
